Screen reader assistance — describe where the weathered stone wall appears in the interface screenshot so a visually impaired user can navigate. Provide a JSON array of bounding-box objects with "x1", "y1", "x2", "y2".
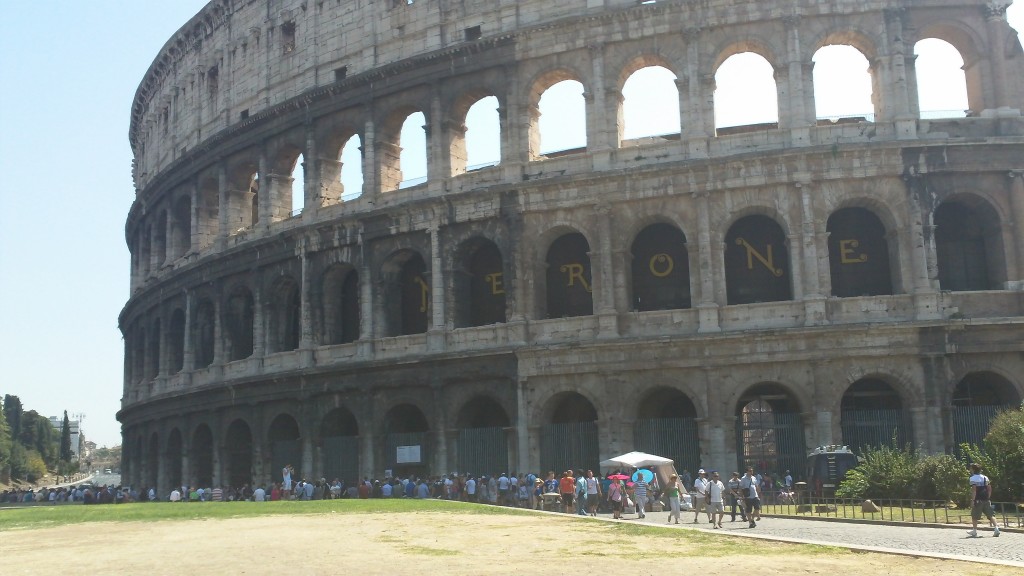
[{"x1": 119, "y1": 0, "x2": 1024, "y2": 494}]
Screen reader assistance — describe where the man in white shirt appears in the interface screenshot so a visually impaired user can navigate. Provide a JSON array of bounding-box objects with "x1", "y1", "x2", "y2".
[
  {"x1": 253, "y1": 485, "x2": 266, "y2": 501},
  {"x1": 692, "y1": 469, "x2": 711, "y2": 524},
  {"x1": 169, "y1": 488, "x2": 181, "y2": 502},
  {"x1": 740, "y1": 467, "x2": 760, "y2": 528},
  {"x1": 967, "y1": 463, "x2": 999, "y2": 537},
  {"x1": 707, "y1": 471, "x2": 726, "y2": 528}
]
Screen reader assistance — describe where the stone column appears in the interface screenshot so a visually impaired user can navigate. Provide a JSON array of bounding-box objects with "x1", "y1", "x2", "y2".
[
  {"x1": 905, "y1": 175, "x2": 940, "y2": 319},
  {"x1": 187, "y1": 181, "x2": 201, "y2": 256},
  {"x1": 516, "y1": 379, "x2": 530, "y2": 474},
  {"x1": 298, "y1": 241, "x2": 315, "y2": 367},
  {"x1": 427, "y1": 90, "x2": 450, "y2": 193},
  {"x1": 253, "y1": 284, "x2": 265, "y2": 359},
  {"x1": 811, "y1": 361, "x2": 835, "y2": 447},
  {"x1": 787, "y1": 234, "x2": 804, "y2": 301},
  {"x1": 703, "y1": 368, "x2": 726, "y2": 473},
  {"x1": 694, "y1": 191, "x2": 720, "y2": 332},
  {"x1": 594, "y1": 204, "x2": 618, "y2": 337},
  {"x1": 799, "y1": 183, "x2": 828, "y2": 325},
  {"x1": 432, "y1": 384, "x2": 448, "y2": 475},
  {"x1": 302, "y1": 127, "x2": 318, "y2": 220},
  {"x1": 1007, "y1": 171, "x2": 1024, "y2": 288},
  {"x1": 361, "y1": 112, "x2": 378, "y2": 198},
  {"x1": 257, "y1": 152, "x2": 271, "y2": 229},
  {"x1": 428, "y1": 227, "x2": 446, "y2": 351},
  {"x1": 782, "y1": 15, "x2": 813, "y2": 145},
  {"x1": 183, "y1": 290, "x2": 195, "y2": 372},
  {"x1": 984, "y1": 3, "x2": 1013, "y2": 109},
  {"x1": 216, "y1": 163, "x2": 229, "y2": 250},
  {"x1": 681, "y1": 28, "x2": 711, "y2": 158},
  {"x1": 358, "y1": 254, "x2": 375, "y2": 357}
]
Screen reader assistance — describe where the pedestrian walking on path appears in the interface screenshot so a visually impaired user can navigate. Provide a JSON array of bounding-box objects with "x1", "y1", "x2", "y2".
[{"x1": 967, "y1": 463, "x2": 1000, "y2": 538}]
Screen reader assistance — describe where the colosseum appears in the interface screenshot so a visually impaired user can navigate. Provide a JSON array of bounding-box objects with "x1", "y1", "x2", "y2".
[{"x1": 118, "y1": 0, "x2": 1024, "y2": 493}]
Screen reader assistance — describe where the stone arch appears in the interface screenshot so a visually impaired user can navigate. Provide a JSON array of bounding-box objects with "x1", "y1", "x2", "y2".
[
  {"x1": 734, "y1": 382, "x2": 806, "y2": 476},
  {"x1": 266, "y1": 274, "x2": 301, "y2": 353},
  {"x1": 913, "y1": 20, "x2": 986, "y2": 114},
  {"x1": 713, "y1": 50, "x2": 779, "y2": 131},
  {"x1": 539, "y1": 390, "x2": 600, "y2": 474},
  {"x1": 169, "y1": 193, "x2": 191, "y2": 260},
  {"x1": 710, "y1": 36, "x2": 782, "y2": 72},
  {"x1": 633, "y1": 385, "x2": 700, "y2": 474},
  {"x1": 226, "y1": 158, "x2": 259, "y2": 231},
  {"x1": 223, "y1": 284, "x2": 254, "y2": 361},
  {"x1": 153, "y1": 208, "x2": 168, "y2": 266},
  {"x1": 527, "y1": 67, "x2": 588, "y2": 160},
  {"x1": 380, "y1": 249, "x2": 429, "y2": 336},
  {"x1": 452, "y1": 236, "x2": 507, "y2": 328},
  {"x1": 826, "y1": 207, "x2": 895, "y2": 297},
  {"x1": 617, "y1": 55, "x2": 681, "y2": 142},
  {"x1": 191, "y1": 423, "x2": 214, "y2": 487},
  {"x1": 268, "y1": 412, "x2": 302, "y2": 483},
  {"x1": 630, "y1": 222, "x2": 691, "y2": 311},
  {"x1": 379, "y1": 104, "x2": 429, "y2": 191},
  {"x1": 839, "y1": 377, "x2": 913, "y2": 452},
  {"x1": 545, "y1": 231, "x2": 594, "y2": 318},
  {"x1": 724, "y1": 214, "x2": 793, "y2": 305},
  {"x1": 224, "y1": 418, "x2": 253, "y2": 489},
  {"x1": 166, "y1": 427, "x2": 183, "y2": 489},
  {"x1": 192, "y1": 298, "x2": 216, "y2": 369},
  {"x1": 934, "y1": 193, "x2": 1007, "y2": 291},
  {"x1": 320, "y1": 406, "x2": 360, "y2": 483},
  {"x1": 384, "y1": 402, "x2": 431, "y2": 477},
  {"x1": 168, "y1": 307, "x2": 186, "y2": 373},
  {"x1": 319, "y1": 263, "x2": 360, "y2": 345},
  {"x1": 455, "y1": 395, "x2": 511, "y2": 476},
  {"x1": 196, "y1": 174, "x2": 219, "y2": 250},
  {"x1": 951, "y1": 370, "x2": 1022, "y2": 451},
  {"x1": 449, "y1": 88, "x2": 502, "y2": 175}
]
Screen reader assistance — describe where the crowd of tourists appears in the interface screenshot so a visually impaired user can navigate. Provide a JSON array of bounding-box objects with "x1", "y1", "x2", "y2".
[{"x1": 1, "y1": 484, "x2": 133, "y2": 504}]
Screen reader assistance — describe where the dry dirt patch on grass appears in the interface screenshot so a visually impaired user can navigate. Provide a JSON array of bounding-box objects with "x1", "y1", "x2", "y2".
[{"x1": 0, "y1": 511, "x2": 1013, "y2": 575}]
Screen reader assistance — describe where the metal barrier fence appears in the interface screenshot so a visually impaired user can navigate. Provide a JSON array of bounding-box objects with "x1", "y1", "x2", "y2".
[{"x1": 760, "y1": 495, "x2": 1023, "y2": 528}]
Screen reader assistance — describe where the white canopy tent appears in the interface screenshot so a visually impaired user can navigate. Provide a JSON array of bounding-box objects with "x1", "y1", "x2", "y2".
[{"x1": 600, "y1": 451, "x2": 678, "y2": 491}]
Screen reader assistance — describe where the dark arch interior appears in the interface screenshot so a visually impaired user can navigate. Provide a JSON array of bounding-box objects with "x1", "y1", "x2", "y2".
[
  {"x1": 268, "y1": 414, "x2": 300, "y2": 441},
  {"x1": 166, "y1": 429, "x2": 183, "y2": 487},
  {"x1": 225, "y1": 419, "x2": 253, "y2": 488},
  {"x1": 192, "y1": 424, "x2": 214, "y2": 487},
  {"x1": 841, "y1": 378, "x2": 903, "y2": 411},
  {"x1": 953, "y1": 372, "x2": 1020, "y2": 406},
  {"x1": 456, "y1": 396, "x2": 511, "y2": 428},
  {"x1": 321, "y1": 408, "x2": 359, "y2": 437},
  {"x1": 549, "y1": 392, "x2": 598, "y2": 424},
  {"x1": 637, "y1": 387, "x2": 697, "y2": 419},
  {"x1": 631, "y1": 223, "x2": 691, "y2": 311},
  {"x1": 386, "y1": 403, "x2": 429, "y2": 433}
]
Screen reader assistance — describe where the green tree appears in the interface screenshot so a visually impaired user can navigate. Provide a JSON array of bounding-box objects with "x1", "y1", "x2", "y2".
[
  {"x1": 59, "y1": 410, "x2": 72, "y2": 462},
  {"x1": 961, "y1": 403, "x2": 1024, "y2": 502},
  {"x1": 3, "y1": 394, "x2": 22, "y2": 439},
  {"x1": 23, "y1": 449, "x2": 47, "y2": 483},
  {"x1": 0, "y1": 403, "x2": 11, "y2": 482},
  {"x1": 836, "y1": 443, "x2": 920, "y2": 500}
]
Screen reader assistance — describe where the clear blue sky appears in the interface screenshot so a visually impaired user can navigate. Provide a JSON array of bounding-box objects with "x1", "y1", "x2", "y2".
[{"x1": 0, "y1": 2, "x2": 1020, "y2": 449}]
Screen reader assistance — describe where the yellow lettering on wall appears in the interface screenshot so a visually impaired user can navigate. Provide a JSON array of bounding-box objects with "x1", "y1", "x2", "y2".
[
  {"x1": 839, "y1": 239, "x2": 869, "y2": 264},
  {"x1": 560, "y1": 263, "x2": 592, "y2": 293},
  {"x1": 735, "y1": 237, "x2": 784, "y2": 277},
  {"x1": 648, "y1": 254, "x2": 674, "y2": 278},
  {"x1": 413, "y1": 275, "x2": 429, "y2": 313},
  {"x1": 484, "y1": 272, "x2": 505, "y2": 295}
]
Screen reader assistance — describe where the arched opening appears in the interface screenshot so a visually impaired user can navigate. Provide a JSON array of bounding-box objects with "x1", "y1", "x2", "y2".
[
  {"x1": 935, "y1": 199, "x2": 1006, "y2": 291},
  {"x1": 224, "y1": 286, "x2": 254, "y2": 361},
  {"x1": 227, "y1": 164, "x2": 259, "y2": 232},
  {"x1": 146, "y1": 433, "x2": 159, "y2": 490},
  {"x1": 191, "y1": 424, "x2": 214, "y2": 487},
  {"x1": 630, "y1": 223, "x2": 691, "y2": 311},
  {"x1": 952, "y1": 372, "x2": 1021, "y2": 451},
  {"x1": 714, "y1": 52, "x2": 779, "y2": 132},
  {"x1": 225, "y1": 419, "x2": 253, "y2": 489},
  {"x1": 462, "y1": 96, "x2": 501, "y2": 171},
  {"x1": 735, "y1": 384, "x2": 805, "y2": 477},
  {"x1": 321, "y1": 264, "x2": 360, "y2": 345},
  {"x1": 153, "y1": 210, "x2": 167, "y2": 266},
  {"x1": 268, "y1": 413, "x2": 301, "y2": 484},
  {"x1": 267, "y1": 276, "x2": 300, "y2": 353},
  {"x1": 166, "y1": 428, "x2": 183, "y2": 489},
  {"x1": 914, "y1": 38, "x2": 969, "y2": 118},
  {"x1": 827, "y1": 207, "x2": 894, "y2": 297},
  {"x1": 456, "y1": 396, "x2": 511, "y2": 476},
  {"x1": 170, "y1": 195, "x2": 191, "y2": 260},
  {"x1": 339, "y1": 134, "x2": 364, "y2": 201},
  {"x1": 812, "y1": 45, "x2": 875, "y2": 123},
  {"x1": 537, "y1": 79, "x2": 587, "y2": 156},
  {"x1": 633, "y1": 387, "x2": 699, "y2": 473},
  {"x1": 168, "y1": 308, "x2": 186, "y2": 373},
  {"x1": 321, "y1": 408, "x2": 359, "y2": 483},
  {"x1": 540, "y1": 392, "x2": 599, "y2": 474},
  {"x1": 387, "y1": 251, "x2": 429, "y2": 336},
  {"x1": 395, "y1": 113, "x2": 428, "y2": 189},
  {"x1": 146, "y1": 318, "x2": 161, "y2": 379},
  {"x1": 545, "y1": 232, "x2": 593, "y2": 318},
  {"x1": 725, "y1": 215, "x2": 792, "y2": 304},
  {"x1": 621, "y1": 65, "x2": 680, "y2": 140},
  {"x1": 291, "y1": 153, "x2": 305, "y2": 215},
  {"x1": 840, "y1": 378, "x2": 912, "y2": 452},
  {"x1": 193, "y1": 299, "x2": 215, "y2": 369},
  {"x1": 385, "y1": 404, "x2": 430, "y2": 478},
  {"x1": 453, "y1": 238, "x2": 506, "y2": 328}
]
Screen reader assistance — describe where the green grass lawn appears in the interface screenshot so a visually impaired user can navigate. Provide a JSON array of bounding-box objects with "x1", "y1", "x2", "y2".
[{"x1": 0, "y1": 499, "x2": 531, "y2": 531}]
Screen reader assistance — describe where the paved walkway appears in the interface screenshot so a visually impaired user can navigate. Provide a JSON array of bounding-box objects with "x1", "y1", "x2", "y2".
[{"x1": 610, "y1": 511, "x2": 1024, "y2": 567}]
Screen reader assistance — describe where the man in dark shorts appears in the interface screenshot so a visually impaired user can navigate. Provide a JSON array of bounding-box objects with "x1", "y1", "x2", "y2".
[
  {"x1": 740, "y1": 467, "x2": 761, "y2": 528},
  {"x1": 967, "y1": 463, "x2": 1000, "y2": 537},
  {"x1": 558, "y1": 470, "x2": 576, "y2": 513}
]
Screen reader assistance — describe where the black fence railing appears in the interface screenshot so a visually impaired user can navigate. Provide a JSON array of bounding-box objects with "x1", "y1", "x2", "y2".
[{"x1": 760, "y1": 495, "x2": 1023, "y2": 528}]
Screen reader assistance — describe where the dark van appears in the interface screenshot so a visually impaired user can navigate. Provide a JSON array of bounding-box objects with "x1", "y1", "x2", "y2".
[{"x1": 806, "y1": 445, "x2": 858, "y2": 497}]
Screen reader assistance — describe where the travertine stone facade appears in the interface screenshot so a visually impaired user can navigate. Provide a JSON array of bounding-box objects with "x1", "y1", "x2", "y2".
[{"x1": 120, "y1": 0, "x2": 1024, "y2": 494}]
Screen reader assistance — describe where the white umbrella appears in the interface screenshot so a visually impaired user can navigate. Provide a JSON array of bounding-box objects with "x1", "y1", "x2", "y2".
[{"x1": 600, "y1": 451, "x2": 674, "y2": 468}]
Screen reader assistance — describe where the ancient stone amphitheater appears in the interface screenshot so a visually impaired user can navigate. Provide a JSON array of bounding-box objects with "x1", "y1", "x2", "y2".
[{"x1": 119, "y1": 0, "x2": 1024, "y2": 493}]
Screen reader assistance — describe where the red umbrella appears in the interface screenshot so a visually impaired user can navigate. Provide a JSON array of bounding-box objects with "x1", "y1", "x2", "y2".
[{"x1": 608, "y1": 474, "x2": 630, "y2": 480}]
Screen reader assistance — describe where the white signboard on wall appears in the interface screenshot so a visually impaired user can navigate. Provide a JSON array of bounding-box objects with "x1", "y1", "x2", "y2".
[{"x1": 396, "y1": 445, "x2": 422, "y2": 464}]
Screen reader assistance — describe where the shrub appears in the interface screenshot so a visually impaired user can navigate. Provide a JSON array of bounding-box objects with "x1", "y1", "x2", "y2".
[
  {"x1": 23, "y1": 449, "x2": 47, "y2": 483},
  {"x1": 961, "y1": 403, "x2": 1024, "y2": 502},
  {"x1": 836, "y1": 443, "x2": 919, "y2": 500},
  {"x1": 916, "y1": 453, "x2": 969, "y2": 505}
]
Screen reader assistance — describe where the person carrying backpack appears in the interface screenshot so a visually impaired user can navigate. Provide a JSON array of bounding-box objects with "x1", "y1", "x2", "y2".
[{"x1": 967, "y1": 463, "x2": 1000, "y2": 538}]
